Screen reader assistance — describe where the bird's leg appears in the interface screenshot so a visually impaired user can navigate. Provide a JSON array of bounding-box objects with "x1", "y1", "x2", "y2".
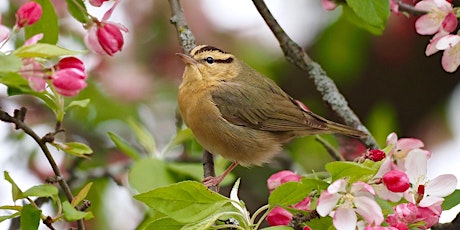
[{"x1": 202, "y1": 161, "x2": 238, "y2": 189}]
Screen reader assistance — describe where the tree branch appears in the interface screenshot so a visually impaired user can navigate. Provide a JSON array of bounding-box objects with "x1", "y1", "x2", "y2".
[
  {"x1": 0, "y1": 107, "x2": 84, "y2": 230},
  {"x1": 168, "y1": 0, "x2": 218, "y2": 192},
  {"x1": 252, "y1": 0, "x2": 379, "y2": 150}
]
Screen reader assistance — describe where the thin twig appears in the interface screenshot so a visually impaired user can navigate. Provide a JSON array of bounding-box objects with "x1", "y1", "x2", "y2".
[
  {"x1": 0, "y1": 107, "x2": 84, "y2": 230},
  {"x1": 397, "y1": 1, "x2": 427, "y2": 16},
  {"x1": 168, "y1": 0, "x2": 217, "y2": 192},
  {"x1": 252, "y1": 0, "x2": 379, "y2": 150}
]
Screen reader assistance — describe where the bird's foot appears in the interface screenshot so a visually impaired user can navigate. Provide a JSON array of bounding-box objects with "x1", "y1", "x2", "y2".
[{"x1": 202, "y1": 175, "x2": 224, "y2": 191}]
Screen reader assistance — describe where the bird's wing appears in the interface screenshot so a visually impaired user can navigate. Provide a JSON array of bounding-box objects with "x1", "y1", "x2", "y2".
[{"x1": 211, "y1": 78, "x2": 329, "y2": 132}]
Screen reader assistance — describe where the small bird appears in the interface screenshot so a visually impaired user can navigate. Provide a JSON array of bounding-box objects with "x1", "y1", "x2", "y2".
[{"x1": 177, "y1": 45, "x2": 366, "y2": 187}]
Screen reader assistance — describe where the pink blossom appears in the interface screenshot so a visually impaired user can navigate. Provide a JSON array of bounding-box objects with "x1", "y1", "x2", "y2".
[
  {"x1": 89, "y1": 0, "x2": 110, "y2": 7},
  {"x1": 382, "y1": 170, "x2": 410, "y2": 193},
  {"x1": 317, "y1": 179, "x2": 383, "y2": 230},
  {"x1": 15, "y1": 2, "x2": 43, "y2": 28},
  {"x1": 390, "y1": 0, "x2": 399, "y2": 14},
  {"x1": 404, "y1": 150, "x2": 457, "y2": 208},
  {"x1": 365, "y1": 149, "x2": 386, "y2": 162},
  {"x1": 267, "y1": 170, "x2": 301, "y2": 192},
  {"x1": 266, "y1": 207, "x2": 292, "y2": 226},
  {"x1": 386, "y1": 203, "x2": 442, "y2": 229},
  {"x1": 52, "y1": 69, "x2": 87, "y2": 96},
  {"x1": 51, "y1": 57, "x2": 87, "y2": 96},
  {"x1": 385, "y1": 132, "x2": 430, "y2": 169},
  {"x1": 0, "y1": 15, "x2": 10, "y2": 43},
  {"x1": 20, "y1": 58, "x2": 46, "y2": 92},
  {"x1": 84, "y1": 1, "x2": 128, "y2": 56},
  {"x1": 292, "y1": 197, "x2": 311, "y2": 211},
  {"x1": 322, "y1": 0, "x2": 338, "y2": 11},
  {"x1": 434, "y1": 34, "x2": 460, "y2": 72},
  {"x1": 414, "y1": 0, "x2": 456, "y2": 35}
]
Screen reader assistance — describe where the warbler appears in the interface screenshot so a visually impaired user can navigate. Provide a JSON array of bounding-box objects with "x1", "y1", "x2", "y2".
[{"x1": 177, "y1": 45, "x2": 366, "y2": 187}]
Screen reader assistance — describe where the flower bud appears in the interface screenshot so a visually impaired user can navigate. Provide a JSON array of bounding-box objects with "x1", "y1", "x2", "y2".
[
  {"x1": 89, "y1": 0, "x2": 110, "y2": 7},
  {"x1": 382, "y1": 170, "x2": 410, "y2": 193},
  {"x1": 266, "y1": 207, "x2": 292, "y2": 226},
  {"x1": 52, "y1": 69, "x2": 87, "y2": 97},
  {"x1": 85, "y1": 22, "x2": 127, "y2": 56},
  {"x1": 365, "y1": 149, "x2": 386, "y2": 162},
  {"x1": 55, "y1": 57, "x2": 85, "y2": 73},
  {"x1": 15, "y1": 2, "x2": 43, "y2": 28},
  {"x1": 267, "y1": 170, "x2": 301, "y2": 192}
]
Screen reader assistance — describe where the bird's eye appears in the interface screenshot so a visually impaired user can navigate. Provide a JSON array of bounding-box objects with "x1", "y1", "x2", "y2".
[{"x1": 205, "y1": 57, "x2": 214, "y2": 64}]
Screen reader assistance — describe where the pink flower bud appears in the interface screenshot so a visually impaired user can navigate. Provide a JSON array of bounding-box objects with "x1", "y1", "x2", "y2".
[
  {"x1": 52, "y1": 57, "x2": 87, "y2": 96},
  {"x1": 365, "y1": 149, "x2": 386, "y2": 162},
  {"x1": 89, "y1": 0, "x2": 110, "y2": 7},
  {"x1": 85, "y1": 21, "x2": 127, "y2": 56},
  {"x1": 55, "y1": 57, "x2": 85, "y2": 73},
  {"x1": 383, "y1": 170, "x2": 410, "y2": 193},
  {"x1": 15, "y1": 2, "x2": 43, "y2": 28},
  {"x1": 292, "y1": 197, "x2": 311, "y2": 211},
  {"x1": 267, "y1": 170, "x2": 301, "y2": 192},
  {"x1": 266, "y1": 207, "x2": 293, "y2": 226},
  {"x1": 20, "y1": 58, "x2": 46, "y2": 92}
]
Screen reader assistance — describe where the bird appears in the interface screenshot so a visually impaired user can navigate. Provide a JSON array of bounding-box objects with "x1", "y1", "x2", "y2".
[{"x1": 176, "y1": 45, "x2": 366, "y2": 188}]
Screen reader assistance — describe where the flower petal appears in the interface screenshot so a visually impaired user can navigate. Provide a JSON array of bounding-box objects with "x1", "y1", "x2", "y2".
[
  {"x1": 354, "y1": 196, "x2": 384, "y2": 225},
  {"x1": 405, "y1": 149, "x2": 428, "y2": 183},
  {"x1": 333, "y1": 207, "x2": 357, "y2": 230},
  {"x1": 441, "y1": 43, "x2": 460, "y2": 73},
  {"x1": 317, "y1": 191, "x2": 341, "y2": 216},
  {"x1": 426, "y1": 174, "x2": 457, "y2": 197},
  {"x1": 328, "y1": 179, "x2": 348, "y2": 194}
]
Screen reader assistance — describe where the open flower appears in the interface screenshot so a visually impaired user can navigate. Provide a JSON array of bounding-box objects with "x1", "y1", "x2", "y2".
[
  {"x1": 404, "y1": 150, "x2": 457, "y2": 208},
  {"x1": 414, "y1": 0, "x2": 456, "y2": 35},
  {"x1": 15, "y1": 1, "x2": 43, "y2": 28},
  {"x1": 433, "y1": 34, "x2": 460, "y2": 72},
  {"x1": 317, "y1": 179, "x2": 384, "y2": 230}
]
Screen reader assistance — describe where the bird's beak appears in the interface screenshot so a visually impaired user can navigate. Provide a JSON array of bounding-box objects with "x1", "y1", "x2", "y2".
[{"x1": 176, "y1": 53, "x2": 198, "y2": 65}]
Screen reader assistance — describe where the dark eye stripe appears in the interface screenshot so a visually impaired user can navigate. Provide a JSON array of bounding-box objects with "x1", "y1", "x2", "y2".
[
  {"x1": 194, "y1": 45, "x2": 227, "y2": 55},
  {"x1": 213, "y1": 57, "x2": 233, "y2": 63}
]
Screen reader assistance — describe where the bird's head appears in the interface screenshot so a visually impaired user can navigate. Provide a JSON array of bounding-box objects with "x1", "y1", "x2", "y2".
[{"x1": 176, "y1": 45, "x2": 240, "y2": 82}]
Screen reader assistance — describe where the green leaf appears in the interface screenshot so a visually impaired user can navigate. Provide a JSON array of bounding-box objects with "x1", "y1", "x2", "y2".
[
  {"x1": 300, "y1": 178, "x2": 330, "y2": 192},
  {"x1": 182, "y1": 212, "x2": 237, "y2": 230},
  {"x1": 20, "y1": 204, "x2": 41, "y2": 230},
  {"x1": 345, "y1": 0, "x2": 389, "y2": 34},
  {"x1": 0, "y1": 54, "x2": 22, "y2": 72},
  {"x1": 71, "y1": 182, "x2": 93, "y2": 207},
  {"x1": 65, "y1": 99, "x2": 91, "y2": 111},
  {"x1": 55, "y1": 142, "x2": 93, "y2": 157},
  {"x1": 127, "y1": 118, "x2": 156, "y2": 154},
  {"x1": 269, "y1": 182, "x2": 310, "y2": 207},
  {"x1": 129, "y1": 158, "x2": 176, "y2": 193},
  {"x1": 65, "y1": 0, "x2": 89, "y2": 23},
  {"x1": 108, "y1": 132, "x2": 142, "y2": 160},
  {"x1": 62, "y1": 201, "x2": 93, "y2": 221},
  {"x1": 4, "y1": 171, "x2": 23, "y2": 202},
  {"x1": 134, "y1": 181, "x2": 229, "y2": 223},
  {"x1": 140, "y1": 217, "x2": 184, "y2": 230},
  {"x1": 25, "y1": 0, "x2": 58, "y2": 44},
  {"x1": 325, "y1": 161, "x2": 376, "y2": 182},
  {"x1": 442, "y1": 189, "x2": 460, "y2": 210},
  {"x1": 0, "y1": 212, "x2": 20, "y2": 223},
  {"x1": 167, "y1": 162, "x2": 204, "y2": 181},
  {"x1": 13, "y1": 43, "x2": 82, "y2": 59},
  {"x1": 22, "y1": 184, "x2": 58, "y2": 200}
]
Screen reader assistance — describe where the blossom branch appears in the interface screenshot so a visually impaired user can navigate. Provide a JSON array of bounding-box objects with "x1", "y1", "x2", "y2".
[
  {"x1": 0, "y1": 107, "x2": 84, "y2": 230},
  {"x1": 396, "y1": 0, "x2": 428, "y2": 16},
  {"x1": 252, "y1": 0, "x2": 378, "y2": 150},
  {"x1": 168, "y1": 0, "x2": 218, "y2": 192}
]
